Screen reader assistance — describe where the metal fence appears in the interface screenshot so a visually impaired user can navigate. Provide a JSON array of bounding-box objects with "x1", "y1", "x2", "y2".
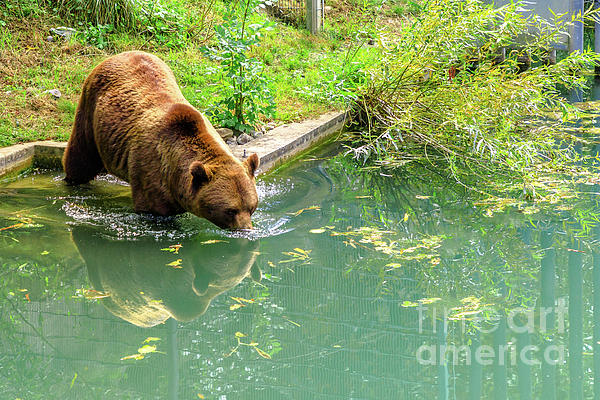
[{"x1": 269, "y1": 0, "x2": 324, "y2": 33}]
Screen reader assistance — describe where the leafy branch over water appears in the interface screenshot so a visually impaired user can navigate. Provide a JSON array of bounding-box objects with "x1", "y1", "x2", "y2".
[{"x1": 346, "y1": 0, "x2": 600, "y2": 190}]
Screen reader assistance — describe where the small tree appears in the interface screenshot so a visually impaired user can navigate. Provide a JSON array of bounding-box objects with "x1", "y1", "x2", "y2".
[{"x1": 202, "y1": 0, "x2": 275, "y2": 134}]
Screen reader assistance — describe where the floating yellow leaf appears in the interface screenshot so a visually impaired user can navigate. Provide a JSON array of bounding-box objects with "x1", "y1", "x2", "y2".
[
  {"x1": 70, "y1": 373, "x2": 77, "y2": 389},
  {"x1": 415, "y1": 195, "x2": 431, "y2": 199},
  {"x1": 197, "y1": 395, "x2": 205, "y2": 399},
  {"x1": 143, "y1": 337, "x2": 161, "y2": 343},
  {"x1": 309, "y1": 228, "x2": 326, "y2": 234},
  {"x1": 385, "y1": 263, "x2": 402, "y2": 269},
  {"x1": 166, "y1": 259, "x2": 183, "y2": 268},
  {"x1": 235, "y1": 332, "x2": 247, "y2": 338},
  {"x1": 161, "y1": 244, "x2": 183, "y2": 254},
  {"x1": 401, "y1": 301, "x2": 419, "y2": 307},
  {"x1": 255, "y1": 347, "x2": 271, "y2": 359},
  {"x1": 288, "y1": 205, "x2": 321, "y2": 216},
  {"x1": 121, "y1": 353, "x2": 144, "y2": 361},
  {"x1": 283, "y1": 317, "x2": 301, "y2": 327},
  {"x1": 230, "y1": 303, "x2": 245, "y2": 310},
  {"x1": 343, "y1": 240, "x2": 357, "y2": 248},
  {"x1": 333, "y1": 345, "x2": 342, "y2": 348},
  {"x1": 403, "y1": 213, "x2": 409, "y2": 222},
  {"x1": 0, "y1": 222, "x2": 24, "y2": 231},
  {"x1": 355, "y1": 195, "x2": 373, "y2": 199},
  {"x1": 231, "y1": 296, "x2": 255, "y2": 304},
  {"x1": 280, "y1": 248, "x2": 312, "y2": 264},
  {"x1": 293, "y1": 248, "x2": 311, "y2": 256},
  {"x1": 138, "y1": 345, "x2": 157, "y2": 354},
  {"x1": 201, "y1": 239, "x2": 229, "y2": 245}
]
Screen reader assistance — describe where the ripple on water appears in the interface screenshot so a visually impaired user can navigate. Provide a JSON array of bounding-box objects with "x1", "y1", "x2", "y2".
[
  {"x1": 93, "y1": 174, "x2": 130, "y2": 186},
  {"x1": 62, "y1": 203, "x2": 293, "y2": 241},
  {"x1": 47, "y1": 172, "x2": 299, "y2": 240},
  {"x1": 255, "y1": 179, "x2": 294, "y2": 210},
  {"x1": 63, "y1": 201, "x2": 202, "y2": 240}
]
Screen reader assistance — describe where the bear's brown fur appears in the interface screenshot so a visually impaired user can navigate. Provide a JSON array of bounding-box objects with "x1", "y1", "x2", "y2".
[{"x1": 63, "y1": 51, "x2": 259, "y2": 229}]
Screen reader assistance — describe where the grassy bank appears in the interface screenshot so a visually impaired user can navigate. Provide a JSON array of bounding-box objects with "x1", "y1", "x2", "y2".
[{"x1": 0, "y1": 0, "x2": 386, "y2": 146}]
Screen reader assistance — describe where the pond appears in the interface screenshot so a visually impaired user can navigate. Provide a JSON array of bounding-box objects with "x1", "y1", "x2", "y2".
[{"x1": 2, "y1": 103, "x2": 600, "y2": 399}]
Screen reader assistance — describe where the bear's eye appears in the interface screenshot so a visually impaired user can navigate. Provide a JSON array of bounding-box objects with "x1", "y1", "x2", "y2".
[{"x1": 225, "y1": 209, "x2": 237, "y2": 217}]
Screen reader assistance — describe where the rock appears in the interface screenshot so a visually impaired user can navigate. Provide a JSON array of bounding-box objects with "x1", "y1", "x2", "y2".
[
  {"x1": 251, "y1": 130, "x2": 261, "y2": 138},
  {"x1": 46, "y1": 36, "x2": 54, "y2": 42},
  {"x1": 226, "y1": 138, "x2": 237, "y2": 146},
  {"x1": 44, "y1": 89, "x2": 61, "y2": 99},
  {"x1": 216, "y1": 127, "x2": 234, "y2": 140},
  {"x1": 237, "y1": 133, "x2": 253, "y2": 145},
  {"x1": 49, "y1": 27, "x2": 77, "y2": 40}
]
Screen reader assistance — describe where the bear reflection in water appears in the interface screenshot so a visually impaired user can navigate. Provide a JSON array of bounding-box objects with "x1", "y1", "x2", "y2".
[{"x1": 71, "y1": 226, "x2": 261, "y2": 327}]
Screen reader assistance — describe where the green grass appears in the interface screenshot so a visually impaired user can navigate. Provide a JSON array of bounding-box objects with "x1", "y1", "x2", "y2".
[{"x1": 0, "y1": 0, "x2": 390, "y2": 146}]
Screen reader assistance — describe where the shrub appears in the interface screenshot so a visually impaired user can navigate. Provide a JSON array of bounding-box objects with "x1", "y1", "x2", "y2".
[
  {"x1": 347, "y1": 0, "x2": 599, "y2": 182},
  {"x1": 40, "y1": 0, "x2": 215, "y2": 48},
  {"x1": 201, "y1": 0, "x2": 275, "y2": 133}
]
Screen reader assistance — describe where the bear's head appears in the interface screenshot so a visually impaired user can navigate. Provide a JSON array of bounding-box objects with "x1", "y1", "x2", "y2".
[
  {"x1": 187, "y1": 154, "x2": 259, "y2": 230},
  {"x1": 165, "y1": 104, "x2": 260, "y2": 230}
]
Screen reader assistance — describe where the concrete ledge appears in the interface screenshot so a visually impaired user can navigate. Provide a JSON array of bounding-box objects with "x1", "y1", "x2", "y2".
[
  {"x1": 0, "y1": 111, "x2": 347, "y2": 179},
  {"x1": 33, "y1": 141, "x2": 68, "y2": 170},
  {"x1": 232, "y1": 111, "x2": 347, "y2": 173},
  {"x1": 0, "y1": 142, "x2": 36, "y2": 178}
]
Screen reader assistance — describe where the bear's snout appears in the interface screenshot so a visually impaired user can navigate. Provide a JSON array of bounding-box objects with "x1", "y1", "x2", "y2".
[
  {"x1": 210, "y1": 213, "x2": 253, "y2": 230},
  {"x1": 234, "y1": 213, "x2": 253, "y2": 230}
]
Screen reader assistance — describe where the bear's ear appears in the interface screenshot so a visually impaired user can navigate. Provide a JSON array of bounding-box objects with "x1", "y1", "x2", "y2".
[
  {"x1": 244, "y1": 153, "x2": 259, "y2": 177},
  {"x1": 189, "y1": 161, "x2": 212, "y2": 190},
  {"x1": 166, "y1": 103, "x2": 205, "y2": 136}
]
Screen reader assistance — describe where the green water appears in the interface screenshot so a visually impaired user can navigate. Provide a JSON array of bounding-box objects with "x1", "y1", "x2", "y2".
[{"x1": 2, "y1": 129, "x2": 600, "y2": 398}]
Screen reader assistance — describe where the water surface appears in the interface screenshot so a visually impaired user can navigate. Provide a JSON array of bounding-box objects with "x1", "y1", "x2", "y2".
[{"x1": 2, "y1": 114, "x2": 600, "y2": 399}]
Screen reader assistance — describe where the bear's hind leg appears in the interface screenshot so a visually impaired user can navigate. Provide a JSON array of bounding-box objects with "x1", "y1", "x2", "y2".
[{"x1": 63, "y1": 107, "x2": 104, "y2": 185}]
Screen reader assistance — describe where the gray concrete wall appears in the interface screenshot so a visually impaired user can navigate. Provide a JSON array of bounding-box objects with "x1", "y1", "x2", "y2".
[
  {"x1": 0, "y1": 112, "x2": 347, "y2": 179},
  {"x1": 490, "y1": 0, "x2": 575, "y2": 50}
]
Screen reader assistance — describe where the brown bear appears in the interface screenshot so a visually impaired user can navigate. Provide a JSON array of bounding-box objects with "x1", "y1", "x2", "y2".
[{"x1": 63, "y1": 51, "x2": 259, "y2": 229}]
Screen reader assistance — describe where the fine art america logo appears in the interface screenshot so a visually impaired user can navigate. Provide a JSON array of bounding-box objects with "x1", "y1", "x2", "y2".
[{"x1": 414, "y1": 300, "x2": 567, "y2": 366}]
